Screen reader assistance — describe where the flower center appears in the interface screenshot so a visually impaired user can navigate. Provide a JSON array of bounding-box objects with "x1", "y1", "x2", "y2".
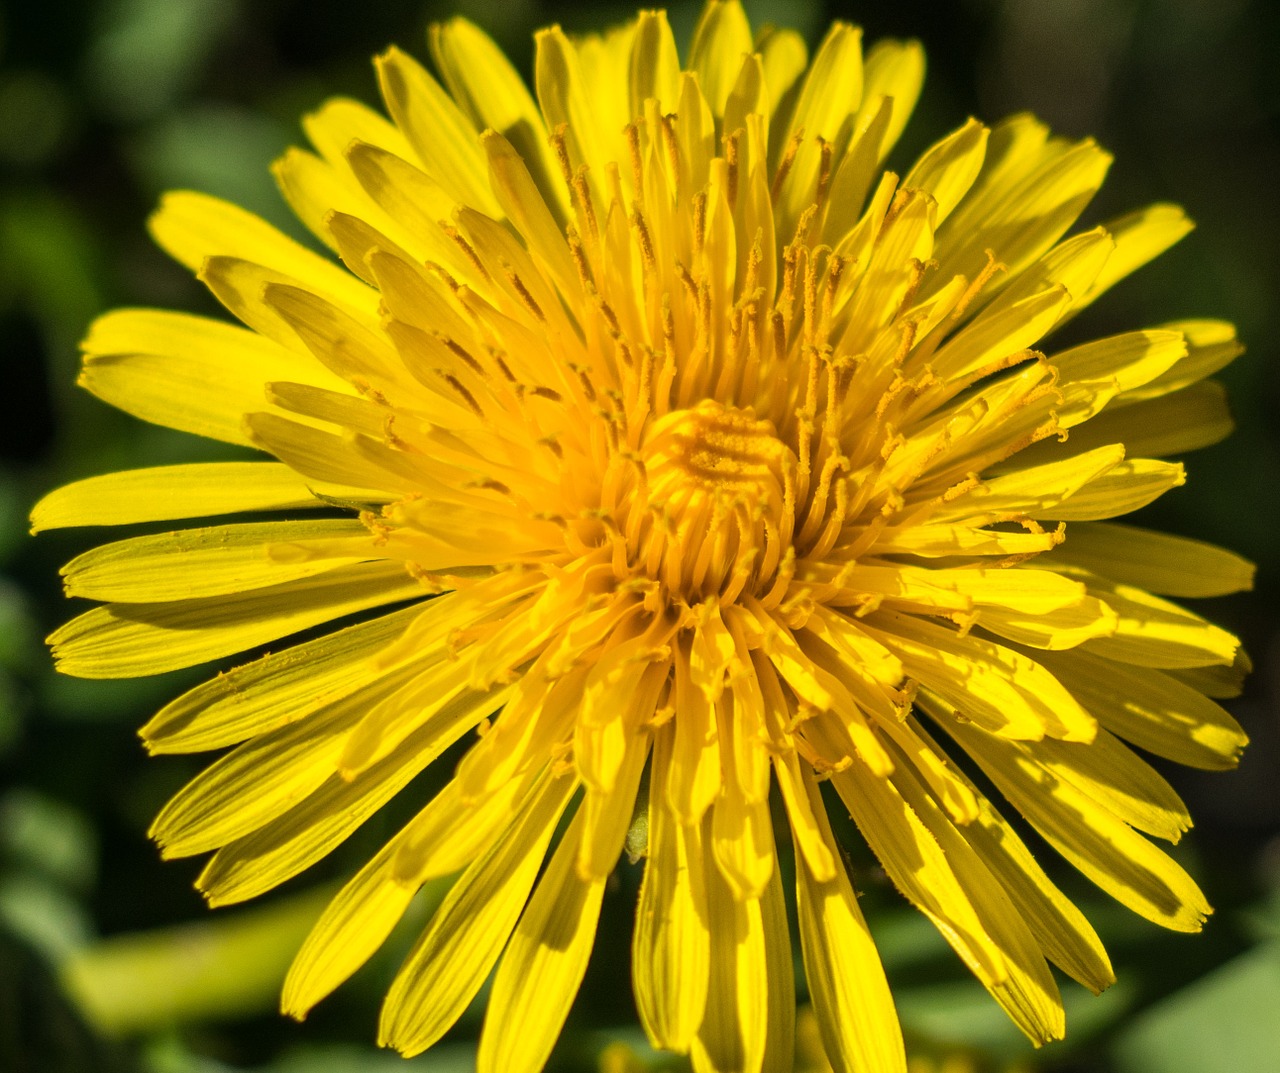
[{"x1": 630, "y1": 400, "x2": 795, "y2": 604}]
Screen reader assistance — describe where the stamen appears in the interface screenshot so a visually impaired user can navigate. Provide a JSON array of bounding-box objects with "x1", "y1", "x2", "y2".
[
  {"x1": 771, "y1": 309, "x2": 788, "y2": 364},
  {"x1": 567, "y1": 227, "x2": 595, "y2": 290},
  {"x1": 440, "y1": 373, "x2": 484, "y2": 417},
  {"x1": 491, "y1": 352, "x2": 518, "y2": 383},
  {"x1": 624, "y1": 123, "x2": 644, "y2": 204},
  {"x1": 441, "y1": 336, "x2": 485, "y2": 375},
  {"x1": 692, "y1": 192, "x2": 708, "y2": 258},
  {"x1": 570, "y1": 362, "x2": 598, "y2": 403},
  {"x1": 814, "y1": 137, "x2": 835, "y2": 214},
  {"x1": 573, "y1": 166, "x2": 600, "y2": 239},
  {"x1": 632, "y1": 209, "x2": 657, "y2": 275},
  {"x1": 595, "y1": 293, "x2": 623, "y2": 339},
  {"x1": 441, "y1": 224, "x2": 490, "y2": 282},
  {"x1": 771, "y1": 130, "x2": 805, "y2": 205},
  {"x1": 504, "y1": 266, "x2": 546, "y2": 322},
  {"x1": 953, "y1": 248, "x2": 1007, "y2": 320},
  {"x1": 550, "y1": 124, "x2": 574, "y2": 189},
  {"x1": 724, "y1": 129, "x2": 741, "y2": 208},
  {"x1": 660, "y1": 114, "x2": 682, "y2": 197}
]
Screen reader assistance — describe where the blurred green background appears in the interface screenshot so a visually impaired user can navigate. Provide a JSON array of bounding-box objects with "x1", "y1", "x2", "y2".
[{"x1": 1, "y1": 0, "x2": 1279, "y2": 1070}]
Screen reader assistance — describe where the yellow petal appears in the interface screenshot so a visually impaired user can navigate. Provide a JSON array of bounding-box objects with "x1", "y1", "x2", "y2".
[
  {"x1": 976, "y1": 595, "x2": 1119, "y2": 651},
  {"x1": 140, "y1": 603, "x2": 425, "y2": 754},
  {"x1": 710, "y1": 782, "x2": 775, "y2": 901},
  {"x1": 1032, "y1": 729, "x2": 1192, "y2": 842},
  {"x1": 281, "y1": 833, "x2": 421, "y2": 1020},
  {"x1": 870, "y1": 521, "x2": 1060, "y2": 559},
  {"x1": 578, "y1": 723, "x2": 651, "y2": 879},
  {"x1": 947, "y1": 717, "x2": 1212, "y2": 932},
  {"x1": 366, "y1": 244, "x2": 474, "y2": 345},
  {"x1": 243, "y1": 413, "x2": 415, "y2": 496},
  {"x1": 1040, "y1": 328, "x2": 1187, "y2": 432},
  {"x1": 772, "y1": 749, "x2": 836, "y2": 882},
  {"x1": 391, "y1": 769, "x2": 536, "y2": 891},
  {"x1": 937, "y1": 132, "x2": 1112, "y2": 291},
  {"x1": 759, "y1": 860, "x2": 795, "y2": 1073},
  {"x1": 78, "y1": 308, "x2": 343, "y2": 445},
  {"x1": 1082, "y1": 578, "x2": 1240, "y2": 669},
  {"x1": 271, "y1": 146, "x2": 372, "y2": 253},
  {"x1": 61, "y1": 520, "x2": 371, "y2": 602},
  {"x1": 575, "y1": 645, "x2": 665, "y2": 793},
  {"x1": 977, "y1": 227, "x2": 1112, "y2": 323},
  {"x1": 866, "y1": 610, "x2": 1096, "y2": 742},
  {"x1": 1055, "y1": 521, "x2": 1255, "y2": 597},
  {"x1": 454, "y1": 665, "x2": 586, "y2": 802},
  {"x1": 857, "y1": 36, "x2": 924, "y2": 158},
  {"x1": 903, "y1": 118, "x2": 988, "y2": 225},
  {"x1": 775, "y1": 21, "x2": 863, "y2": 240},
  {"x1": 723, "y1": 51, "x2": 767, "y2": 142},
  {"x1": 828, "y1": 762, "x2": 1008, "y2": 988},
  {"x1": 928, "y1": 284, "x2": 1070, "y2": 383},
  {"x1": 302, "y1": 95, "x2": 414, "y2": 169},
  {"x1": 937, "y1": 443, "x2": 1126, "y2": 522},
  {"x1": 49, "y1": 561, "x2": 422, "y2": 678},
  {"x1": 374, "y1": 46, "x2": 498, "y2": 215},
  {"x1": 691, "y1": 819, "x2": 791, "y2": 1073},
  {"x1": 196, "y1": 254, "x2": 364, "y2": 351},
  {"x1": 29, "y1": 463, "x2": 320, "y2": 532},
  {"x1": 633, "y1": 723, "x2": 710, "y2": 1053},
  {"x1": 1170, "y1": 652, "x2": 1251, "y2": 699},
  {"x1": 263, "y1": 282, "x2": 414, "y2": 393},
  {"x1": 629, "y1": 10, "x2": 682, "y2": 117},
  {"x1": 791, "y1": 767, "x2": 907, "y2": 1073},
  {"x1": 1051, "y1": 328, "x2": 1187, "y2": 392},
  {"x1": 1076, "y1": 203, "x2": 1194, "y2": 311},
  {"x1": 1126, "y1": 318, "x2": 1242, "y2": 401},
  {"x1": 149, "y1": 676, "x2": 386, "y2": 858},
  {"x1": 834, "y1": 563, "x2": 972, "y2": 615},
  {"x1": 1067, "y1": 380, "x2": 1233, "y2": 458},
  {"x1": 756, "y1": 26, "x2": 807, "y2": 128},
  {"x1": 284, "y1": 855, "x2": 414, "y2": 1024},
  {"x1": 148, "y1": 191, "x2": 374, "y2": 313},
  {"x1": 379, "y1": 769, "x2": 576, "y2": 1057},
  {"x1": 342, "y1": 141, "x2": 474, "y2": 278},
  {"x1": 200, "y1": 675, "x2": 511, "y2": 906},
  {"x1": 804, "y1": 607, "x2": 904, "y2": 689},
  {"x1": 481, "y1": 129, "x2": 579, "y2": 299},
  {"x1": 1038, "y1": 649, "x2": 1248, "y2": 770},
  {"x1": 535, "y1": 27, "x2": 613, "y2": 207},
  {"x1": 905, "y1": 706, "x2": 1115, "y2": 995},
  {"x1": 757, "y1": 611, "x2": 895, "y2": 774},
  {"x1": 837, "y1": 189, "x2": 933, "y2": 355},
  {"x1": 669, "y1": 638, "x2": 722, "y2": 824},
  {"x1": 429, "y1": 17, "x2": 565, "y2": 219},
  {"x1": 1045, "y1": 457, "x2": 1186, "y2": 521},
  {"x1": 926, "y1": 564, "x2": 1087, "y2": 615},
  {"x1": 336, "y1": 656, "x2": 477, "y2": 775},
  {"x1": 887, "y1": 745, "x2": 1066, "y2": 1045},
  {"x1": 689, "y1": 0, "x2": 754, "y2": 117},
  {"x1": 876, "y1": 716, "x2": 979, "y2": 826},
  {"x1": 477, "y1": 806, "x2": 606, "y2": 1073},
  {"x1": 821, "y1": 97, "x2": 894, "y2": 244}
]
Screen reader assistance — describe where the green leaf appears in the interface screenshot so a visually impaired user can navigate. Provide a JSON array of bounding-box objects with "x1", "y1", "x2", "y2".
[
  {"x1": 62, "y1": 887, "x2": 333, "y2": 1033},
  {"x1": 1111, "y1": 942, "x2": 1280, "y2": 1073}
]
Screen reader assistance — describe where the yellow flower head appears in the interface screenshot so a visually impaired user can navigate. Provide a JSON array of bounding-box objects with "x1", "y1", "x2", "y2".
[{"x1": 37, "y1": 2, "x2": 1252, "y2": 1070}]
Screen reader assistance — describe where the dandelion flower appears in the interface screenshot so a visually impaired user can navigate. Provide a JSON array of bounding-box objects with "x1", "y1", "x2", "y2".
[{"x1": 37, "y1": 2, "x2": 1253, "y2": 1071}]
